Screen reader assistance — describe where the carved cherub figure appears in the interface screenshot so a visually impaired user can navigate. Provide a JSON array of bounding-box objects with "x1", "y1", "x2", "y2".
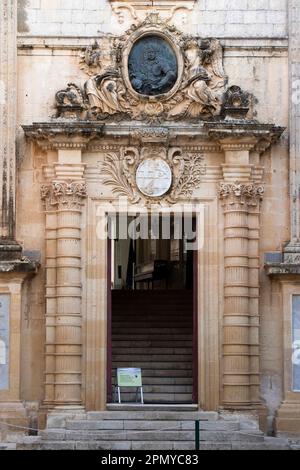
[
  {"x1": 84, "y1": 42, "x2": 102, "y2": 68},
  {"x1": 168, "y1": 39, "x2": 222, "y2": 119}
]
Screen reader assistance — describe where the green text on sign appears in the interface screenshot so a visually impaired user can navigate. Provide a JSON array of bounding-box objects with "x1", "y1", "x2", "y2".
[{"x1": 117, "y1": 368, "x2": 142, "y2": 387}]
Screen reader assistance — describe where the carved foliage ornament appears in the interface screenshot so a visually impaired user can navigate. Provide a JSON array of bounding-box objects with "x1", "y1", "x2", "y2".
[
  {"x1": 218, "y1": 181, "x2": 264, "y2": 206},
  {"x1": 55, "y1": 13, "x2": 229, "y2": 122},
  {"x1": 100, "y1": 147, "x2": 206, "y2": 205},
  {"x1": 41, "y1": 181, "x2": 87, "y2": 210}
]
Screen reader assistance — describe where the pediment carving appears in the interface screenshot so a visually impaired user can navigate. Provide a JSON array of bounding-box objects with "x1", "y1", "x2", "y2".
[{"x1": 55, "y1": 13, "x2": 233, "y2": 123}]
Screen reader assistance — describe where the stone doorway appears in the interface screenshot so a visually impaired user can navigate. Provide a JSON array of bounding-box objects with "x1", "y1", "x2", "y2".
[{"x1": 106, "y1": 214, "x2": 197, "y2": 404}]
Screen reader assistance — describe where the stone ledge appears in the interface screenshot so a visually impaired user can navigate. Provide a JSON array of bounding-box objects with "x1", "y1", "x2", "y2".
[
  {"x1": 0, "y1": 258, "x2": 39, "y2": 274},
  {"x1": 265, "y1": 263, "x2": 300, "y2": 276}
]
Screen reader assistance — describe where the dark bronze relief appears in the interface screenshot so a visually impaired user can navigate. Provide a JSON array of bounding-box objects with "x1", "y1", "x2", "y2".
[{"x1": 128, "y1": 35, "x2": 178, "y2": 96}]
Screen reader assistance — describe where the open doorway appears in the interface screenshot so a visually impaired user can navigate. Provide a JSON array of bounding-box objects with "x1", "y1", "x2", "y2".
[{"x1": 107, "y1": 214, "x2": 198, "y2": 404}]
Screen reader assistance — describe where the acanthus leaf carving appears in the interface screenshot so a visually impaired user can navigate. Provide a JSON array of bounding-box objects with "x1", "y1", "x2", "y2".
[
  {"x1": 167, "y1": 152, "x2": 207, "y2": 203},
  {"x1": 101, "y1": 152, "x2": 141, "y2": 203},
  {"x1": 41, "y1": 181, "x2": 87, "y2": 210},
  {"x1": 218, "y1": 181, "x2": 264, "y2": 206}
]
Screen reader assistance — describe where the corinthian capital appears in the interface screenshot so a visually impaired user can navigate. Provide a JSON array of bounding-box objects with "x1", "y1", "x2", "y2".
[
  {"x1": 41, "y1": 180, "x2": 87, "y2": 210},
  {"x1": 218, "y1": 181, "x2": 264, "y2": 206}
]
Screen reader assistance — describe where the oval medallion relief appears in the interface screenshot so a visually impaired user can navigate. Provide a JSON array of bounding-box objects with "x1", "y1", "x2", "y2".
[
  {"x1": 136, "y1": 158, "x2": 172, "y2": 197},
  {"x1": 128, "y1": 35, "x2": 178, "y2": 96}
]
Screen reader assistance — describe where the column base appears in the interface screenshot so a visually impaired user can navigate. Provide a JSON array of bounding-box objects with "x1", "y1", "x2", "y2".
[
  {"x1": 276, "y1": 402, "x2": 300, "y2": 437},
  {"x1": 0, "y1": 401, "x2": 29, "y2": 441},
  {"x1": 45, "y1": 406, "x2": 86, "y2": 429},
  {"x1": 221, "y1": 404, "x2": 268, "y2": 432}
]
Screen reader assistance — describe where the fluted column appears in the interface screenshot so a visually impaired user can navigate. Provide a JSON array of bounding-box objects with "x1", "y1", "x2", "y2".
[
  {"x1": 219, "y1": 139, "x2": 264, "y2": 408},
  {"x1": 41, "y1": 187, "x2": 57, "y2": 406},
  {"x1": 41, "y1": 165, "x2": 86, "y2": 407},
  {"x1": 0, "y1": 0, "x2": 20, "y2": 254},
  {"x1": 288, "y1": 0, "x2": 300, "y2": 246}
]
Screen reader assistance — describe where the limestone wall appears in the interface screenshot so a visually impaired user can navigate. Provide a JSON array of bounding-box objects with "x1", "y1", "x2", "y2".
[{"x1": 18, "y1": 0, "x2": 287, "y2": 37}]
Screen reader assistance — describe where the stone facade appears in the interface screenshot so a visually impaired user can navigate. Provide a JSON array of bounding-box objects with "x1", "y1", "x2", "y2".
[{"x1": 0, "y1": 0, "x2": 299, "y2": 443}]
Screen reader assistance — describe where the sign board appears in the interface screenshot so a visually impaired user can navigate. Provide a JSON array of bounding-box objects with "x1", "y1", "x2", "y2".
[
  {"x1": 117, "y1": 368, "x2": 142, "y2": 387},
  {"x1": 0, "y1": 295, "x2": 10, "y2": 390}
]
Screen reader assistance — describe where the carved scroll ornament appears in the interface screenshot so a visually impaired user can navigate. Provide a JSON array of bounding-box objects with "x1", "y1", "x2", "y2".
[{"x1": 100, "y1": 147, "x2": 206, "y2": 205}]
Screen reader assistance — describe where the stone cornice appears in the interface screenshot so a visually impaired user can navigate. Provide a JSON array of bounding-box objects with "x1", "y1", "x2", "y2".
[
  {"x1": 22, "y1": 121, "x2": 285, "y2": 151},
  {"x1": 22, "y1": 122, "x2": 104, "y2": 151},
  {"x1": 206, "y1": 122, "x2": 285, "y2": 147}
]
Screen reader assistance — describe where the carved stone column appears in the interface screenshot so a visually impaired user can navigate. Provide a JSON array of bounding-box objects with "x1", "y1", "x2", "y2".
[
  {"x1": 41, "y1": 177, "x2": 86, "y2": 408},
  {"x1": 286, "y1": 0, "x2": 300, "y2": 252},
  {"x1": 219, "y1": 140, "x2": 264, "y2": 408},
  {"x1": 0, "y1": 0, "x2": 21, "y2": 258}
]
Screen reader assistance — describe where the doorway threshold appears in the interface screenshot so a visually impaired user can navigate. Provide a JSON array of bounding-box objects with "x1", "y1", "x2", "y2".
[{"x1": 106, "y1": 403, "x2": 199, "y2": 411}]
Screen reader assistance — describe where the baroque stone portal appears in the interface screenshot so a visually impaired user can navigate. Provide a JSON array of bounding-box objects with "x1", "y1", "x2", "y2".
[{"x1": 128, "y1": 35, "x2": 178, "y2": 96}]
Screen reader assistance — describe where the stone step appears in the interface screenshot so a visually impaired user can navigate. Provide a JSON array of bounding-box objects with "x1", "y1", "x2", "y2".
[
  {"x1": 65, "y1": 419, "x2": 240, "y2": 432},
  {"x1": 111, "y1": 376, "x2": 193, "y2": 385},
  {"x1": 112, "y1": 313, "x2": 192, "y2": 318},
  {"x1": 112, "y1": 369, "x2": 193, "y2": 378},
  {"x1": 88, "y1": 408, "x2": 216, "y2": 419},
  {"x1": 112, "y1": 361, "x2": 193, "y2": 370},
  {"x1": 112, "y1": 348, "x2": 192, "y2": 355},
  {"x1": 40, "y1": 429, "x2": 264, "y2": 442},
  {"x1": 112, "y1": 340, "x2": 193, "y2": 347},
  {"x1": 0, "y1": 443, "x2": 17, "y2": 450},
  {"x1": 112, "y1": 334, "x2": 193, "y2": 341},
  {"x1": 111, "y1": 385, "x2": 193, "y2": 393},
  {"x1": 110, "y1": 392, "x2": 193, "y2": 402},
  {"x1": 112, "y1": 354, "x2": 193, "y2": 362},
  {"x1": 113, "y1": 324, "x2": 192, "y2": 329},
  {"x1": 16, "y1": 439, "x2": 292, "y2": 451},
  {"x1": 112, "y1": 328, "x2": 192, "y2": 334}
]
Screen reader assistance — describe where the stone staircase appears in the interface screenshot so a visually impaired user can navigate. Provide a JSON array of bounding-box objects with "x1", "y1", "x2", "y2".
[
  {"x1": 111, "y1": 290, "x2": 193, "y2": 403},
  {"x1": 11, "y1": 406, "x2": 295, "y2": 450}
]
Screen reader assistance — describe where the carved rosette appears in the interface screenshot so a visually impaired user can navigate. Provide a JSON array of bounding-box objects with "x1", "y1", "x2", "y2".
[
  {"x1": 218, "y1": 181, "x2": 264, "y2": 207},
  {"x1": 41, "y1": 181, "x2": 87, "y2": 210},
  {"x1": 100, "y1": 146, "x2": 206, "y2": 205}
]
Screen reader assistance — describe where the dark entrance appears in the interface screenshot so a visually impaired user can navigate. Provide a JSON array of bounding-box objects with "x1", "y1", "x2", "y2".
[{"x1": 107, "y1": 215, "x2": 198, "y2": 404}]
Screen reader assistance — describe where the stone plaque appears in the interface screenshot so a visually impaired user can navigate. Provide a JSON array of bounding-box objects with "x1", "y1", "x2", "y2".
[
  {"x1": 136, "y1": 158, "x2": 172, "y2": 197},
  {"x1": 0, "y1": 295, "x2": 9, "y2": 390},
  {"x1": 292, "y1": 295, "x2": 300, "y2": 391},
  {"x1": 128, "y1": 35, "x2": 178, "y2": 96}
]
